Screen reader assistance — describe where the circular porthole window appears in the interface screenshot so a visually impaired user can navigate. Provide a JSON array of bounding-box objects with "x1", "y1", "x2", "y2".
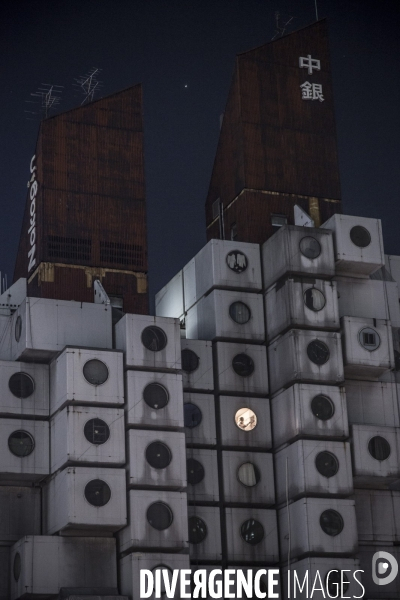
[
  {"x1": 240, "y1": 519, "x2": 264, "y2": 545},
  {"x1": 358, "y1": 327, "x2": 380, "y2": 351},
  {"x1": 187, "y1": 458, "x2": 205, "y2": 485},
  {"x1": 235, "y1": 408, "x2": 257, "y2": 431},
  {"x1": 15, "y1": 316, "x2": 22, "y2": 343},
  {"x1": 229, "y1": 301, "x2": 251, "y2": 324},
  {"x1": 152, "y1": 566, "x2": 174, "y2": 596},
  {"x1": 8, "y1": 372, "x2": 35, "y2": 399},
  {"x1": 141, "y1": 326, "x2": 168, "y2": 352},
  {"x1": 311, "y1": 395, "x2": 335, "y2": 421},
  {"x1": 304, "y1": 288, "x2": 326, "y2": 311},
  {"x1": 143, "y1": 383, "x2": 169, "y2": 409},
  {"x1": 325, "y1": 570, "x2": 350, "y2": 596},
  {"x1": 145, "y1": 441, "x2": 172, "y2": 469},
  {"x1": 350, "y1": 225, "x2": 371, "y2": 248},
  {"x1": 307, "y1": 340, "x2": 330, "y2": 365},
  {"x1": 84, "y1": 479, "x2": 111, "y2": 507},
  {"x1": 184, "y1": 403, "x2": 202, "y2": 428},
  {"x1": 237, "y1": 463, "x2": 261, "y2": 487},
  {"x1": 181, "y1": 349, "x2": 200, "y2": 373},
  {"x1": 13, "y1": 552, "x2": 21, "y2": 582},
  {"x1": 315, "y1": 451, "x2": 339, "y2": 478},
  {"x1": 8, "y1": 431, "x2": 35, "y2": 457},
  {"x1": 83, "y1": 359, "x2": 109, "y2": 385},
  {"x1": 299, "y1": 236, "x2": 321, "y2": 259},
  {"x1": 368, "y1": 436, "x2": 391, "y2": 461},
  {"x1": 226, "y1": 251, "x2": 248, "y2": 273},
  {"x1": 232, "y1": 353, "x2": 255, "y2": 377},
  {"x1": 84, "y1": 418, "x2": 110, "y2": 445},
  {"x1": 188, "y1": 516, "x2": 207, "y2": 544},
  {"x1": 320, "y1": 510, "x2": 344, "y2": 536},
  {"x1": 147, "y1": 502, "x2": 173, "y2": 530}
]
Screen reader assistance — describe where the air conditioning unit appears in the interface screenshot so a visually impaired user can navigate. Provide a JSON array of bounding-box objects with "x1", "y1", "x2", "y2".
[
  {"x1": 268, "y1": 330, "x2": 344, "y2": 395},
  {"x1": 265, "y1": 278, "x2": 339, "y2": 342},
  {"x1": 0, "y1": 546, "x2": 9, "y2": 600},
  {"x1": 345, "y1": 380, "x2": 399, "y2": 426},
  {"x1": 0, "y1": 418, "x2": 49, "y2": 482},
  {"x1": 357, "y1": 545, "x2": 400, "y2": 599},
  {"x1": 126, "y1": 370, "x2": 184, "y2": 429},
  {"x1": 321, "y1": 214, "x2": 384, "y2": 276},
  {"x1": 219, "y1": 396, "x2": 272, "y2": 449},
  {"x1": 8, "y1": 298, "x2": 112, "y2": 362},
  {"x1": 336, "y1": 277, "x2": 400, "y2": 326},
  {"x1": 0, "y1": 360, "x2": 49, "y2": 418},
  {"x1": 115, "y1": 314, "x2": 181, "y2": 370},
  {"x1": 50, "y1": 406, "x2": 125, "y2": 473},
  {"x1": 225, "y1": 507, "x2": 278, "y2": 563},
  {"x1": 341, "y1": 317, "x2": 394, "y2": 379},
  {"x1": 180, "y1": 339, "x2": 214, "y2": 391},
  {"x1": 120, "y1": 553, "x2": 190, "y2": 600},
  {"x1": 183, "y1": 239, "x2": 262, "y2": 311},
  {"x1": 222, "y1": 450, "x2": 274, "y2": 505},
  {"x1": 43, "y1": 467, "x2": 127, "y2": 534},
  {"x1": 50, "y1": 347, "x2": 124, "y2": 415},
  {"x1": 278, "y1": 498, "x2": 358, "y2": 560},
  {"x1": 127, "y1": 429, "x2": 186, "y2": 490},
  {"x1": 262, "y1": 225, "x2": 335, "y2": 291},
  {"x1": 187, "y1": 506, "x2": 222, "y2": 561},
  {"x1": 271, "y1": 383, "x2": 348, "y2": 449},
  {"x1": 10, "y1": 536, "x2": 117, "y2": 600},
  {"x1": 155, "y1": 270, "x2": 185, "y2": 320},
  {"x1": 274, "y1": 440, "x2": 353, "y2": 505},
  {"x1": 351, "y1": 424, "x2": 400, "y2": 485},
  {"x1": 354, "y1": 489, "x2": 400, "y2": 543},
  {"x1": 186, "y1": 448, "x2": 219, "y2": 502},
  {"x1": 118, "y1": 490, "x2": 188, "y2": 553},
  {"x1": 0, "y1": 486, "x2": 40, "y2": 543},
  {"x1": 184, "y1": 394, "x2": 216, "y2": 445},
  {"x1": 214, "y1": 342, "x2": 269, "y2": 395},
  {"x1": 185, "y1": 290, "x2": 265, "y2": 343}
]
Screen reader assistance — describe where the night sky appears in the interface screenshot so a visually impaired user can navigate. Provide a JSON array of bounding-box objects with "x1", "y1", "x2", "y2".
[{"x1": 1, "y1": 0, "x2": 399, "y2": 313}]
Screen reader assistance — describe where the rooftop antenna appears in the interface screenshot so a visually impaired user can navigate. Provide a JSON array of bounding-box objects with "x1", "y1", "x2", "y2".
[
  {"x1": 271, "y1": 11, "x2": 296, "y2": 40},
  {"x1": 73, "y1": 68, "x2": 103, "y2": 105},
  {"x1": 25, "y1": 84, "x2": 63, "y2": 119},
  {"x1": 314, "y1": 0, "x2": 319, "y2": 21}
]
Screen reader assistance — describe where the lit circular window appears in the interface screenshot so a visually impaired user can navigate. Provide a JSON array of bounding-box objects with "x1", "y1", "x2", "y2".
[
  {"x1": 368, "y1": 436, "x2": 391, "y2": 461},
  {"x1": 152, "y1": 565, "x2": 173, "y2": 595},
  {"x1": 8, "y1": 431, "x2": 35, "y2": 457},
  {"x1": 8, "y1": 372, "x2": 35, "y2": 399},
  {"x1": 232, "y1": 353, "x2": 255, "y2": 377},
  {"x1": 15, "y1": 316, "x2": 22, "y2": 342},
  {"x1": 147, "y1": 502, "x2": 173, "y2": 530},
  {"x1": 84, "y1": 479, "x2": 111, "y2": 507},
  {"x1": 181, "y1": 349, "x2": 200, "y2": 373},
  {"x1": 304, "y1": 288, "x2": 326, "y2": 311},
  {"x1": 320, "y1": 509, "x2": 344, "y2": 536},
  {"x1": 240, "y1": 519, "x2": 264, "y2": 545},
  {"x1": 311, "y1": 395, "x2": 335, "y2": 421},
  {"x1": 13, "y1": 552, "x2": 21, "y2": 582},
  {"x1": 143, "y1": 383, "x2": 169, "y2": 409},
  {"x1": 83, "y1": 359, "x2": 109, "y2": 385},
  {"x1": 358, "y1": 327, "x2": 380, "y2": 351},
  {"x1": 187, "y1": 458, "x2": 205, "y2": 485},
  {"x1": 229, "y1": 301, "x2": 251, "y2": 324},
  {"x1": 237, "y1": 463, "x2": 261, "y2": 487},
  {"x1": 184, "y1": 403, "x2": 202, "y2": 428},
  {"x1": 315, "y1": 451, "x2": 339, "y2": 478},
  {"x1": 145, "y1": 441, "x2": 172, "y2": 469},
  {"x1": 307, "y1": 340, "x2": 330, "y2": 365},
  {"x1": 84, "y1": 418, "x2": 110, "y2": 445},
  {"x1": 325, "y1": 570, "x2": 350, "y2": 596},
  {"x1": 141, "y1": 326, "x2": 168, "y2": 352},
  {"x1": 350, "y1": 225, "x2": 371, "y2": 248},
  {"x1": 299, "y1": 236, "x2": 321, "y2": 259},
  {"x1": 226, "y1": 250, "x2": 248, "y2": 273},
  {"x1": 188, "y1": 516, "x2": 207, "y2": 544},
  {"x1": 235, "y1": 408, "x2": 257, "y2": 431}
]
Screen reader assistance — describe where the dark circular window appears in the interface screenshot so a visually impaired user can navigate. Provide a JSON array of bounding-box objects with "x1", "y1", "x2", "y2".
[
  {"x1": 145, "y1": 441, "x2": 172, "y2": 469},
  {"x1": 229, "y1": 302, "x2": 251, "y2": 324},
  {"x1": 187, "y1": 458, "x2": 205, "y2": 485},
  {"x1": 13, "y1": 552, "x2": 21, "y2": 582},
  {"x1": 320, "y1": 510, "x2": 344, "y2": 536},
  {"x1": 358, "y1": 327, "x2": 380, "y2": 351},
  {"x1": 83, "y1": 359, "x2": 109, "y2": 385},
  {"x1": 226, "y1": 251, "x2": 248, "y2": 273},
  {"x1": 368, "y1": 436, "x2": 391, "y2": 461},
  {"x1": 184, "y1": 403, "x2": 202, "y2": 428},
  {"x1": 350, "y1": 225, "x2": 371, "y2": 248},
  {"x1": 311, "y1": 395, "x2": 335, "y2": 421},
  {"x1": 325, "y1": 570, "x2": 350, "y2": 596},
  {"x1": 232, "y1": 353, "x2": 255, "y2": 377},
  {"x1": 188, "y1": 516, "x2": 207, "y2": 544},
  {"x1": 152, "y1": 565, "x2": 173, "y2": 595},
  {"x1": 15, "y1": 316, "x2": 22, "y2": 342},
  {"x1": 84, "y1": 418, "x2": 110, "y2": 445},
  {"x1": 8, "y1": 431, "x2": 35, "y2": 457},
  {"x1": 181, "y1": 349, "x2": 200, "y2": 373},
  {"x1": 237, "y1": 463, "x2": 261, "y2": 487},
  {"x1": 299, "y1": 236, "x2": 321, "y2": 259},
  {"x1": 84, "y1": 479, "x2": 111, "y2": 507},
  {"x1": 304, "y1": 288, "x2": 326, "y2": 311},
  {"x1": 307, "y1": 340, "x2": 330, "y2": 365},
  {"x1": 147, "y1": 502, "x2": 173, "y2": 530},
  {"x1": 141, "y1": 326, "x2": 168, "y2": 352},
  {"x1": 143, "y1": 383, "x2": 169, "y2": 409},
  {"x1": 240, "y1": 519, "x2": 264, "y2": 545},
  {"x1": 315, "y1": 452, "x2": 339, "y2": 478},
  {"x1": 8, "y1": 372, "x2": 35, "y2": 399}
]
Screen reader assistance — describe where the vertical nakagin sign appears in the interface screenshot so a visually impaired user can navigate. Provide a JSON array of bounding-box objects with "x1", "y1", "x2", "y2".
[{"x1": 27, "y1": 155, "x2": 37, "y2": 272}]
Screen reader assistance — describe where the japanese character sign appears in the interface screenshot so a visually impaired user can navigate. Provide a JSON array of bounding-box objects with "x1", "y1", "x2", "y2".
[
  {"x1": 299, "y1": 55, "x2": 321, "y2": 74},
  {"x1": 300, "y1": 81, "x2": 325, "y2": 102}
]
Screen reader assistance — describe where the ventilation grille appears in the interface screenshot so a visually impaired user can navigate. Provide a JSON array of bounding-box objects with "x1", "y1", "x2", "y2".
[
  {"x1": 100, "y1": 241, "x2": 144, "y2": 267},
  {"x1": 47, "y1": 236, "x2": 92, "y2": 261}
]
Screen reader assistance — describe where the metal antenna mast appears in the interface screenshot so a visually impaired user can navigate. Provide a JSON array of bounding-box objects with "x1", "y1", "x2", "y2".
[
  {"x1": 25, "y1": 84, "x2": 63, "y2": 119},
  {"x1": 73, "y1": 68, "x2": 103, "y2": 104},
  {"x1": 315, "y1": 0, "x2": 319, "y2": 20}
]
